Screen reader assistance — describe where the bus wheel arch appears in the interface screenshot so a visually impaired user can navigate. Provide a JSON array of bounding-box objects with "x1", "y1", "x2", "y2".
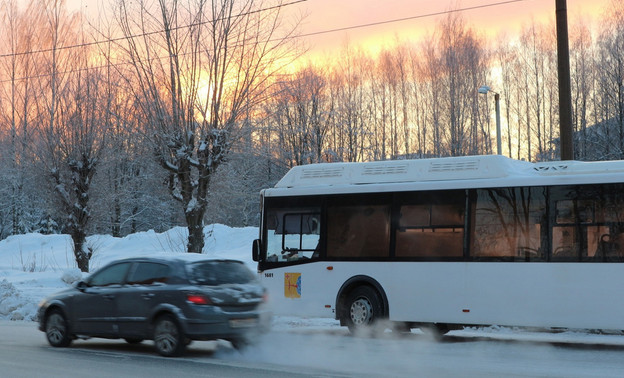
[{"x1": 336, "y1": 276, "x2": 389, "y2": 331}]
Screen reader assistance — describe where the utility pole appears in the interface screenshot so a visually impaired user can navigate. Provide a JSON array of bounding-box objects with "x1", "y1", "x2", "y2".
[{"x1": 556, "y1": 0, "x2": 574, "y2": 160}]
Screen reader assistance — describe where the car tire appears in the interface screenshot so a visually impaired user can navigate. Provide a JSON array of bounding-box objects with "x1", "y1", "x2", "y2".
[
  {"x1": 153, "y1": 315, "x2": 185, "y2": 357},
  {"x1": 45, "y1": 310, "x2": 72, "y2": 348}
]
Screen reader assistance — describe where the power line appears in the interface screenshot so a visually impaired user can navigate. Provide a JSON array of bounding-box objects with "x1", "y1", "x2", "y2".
[
  {"x1": 298, "y1": 0, "x2": 530, "y2": 38},
  {"x1": 0, "y1": 0, "x2": 529, "y2": 60},
  {"x1": 0, "y1": 0, "x2": 308, "y2": 59},
  {"x1": 0, "y1": 0, "x2": 530, "y2": 84}
]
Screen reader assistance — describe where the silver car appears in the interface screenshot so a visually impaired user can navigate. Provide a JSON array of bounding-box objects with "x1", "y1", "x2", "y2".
[{"x1": 38, "y1": 256, "x2": 269, "y2": 357}]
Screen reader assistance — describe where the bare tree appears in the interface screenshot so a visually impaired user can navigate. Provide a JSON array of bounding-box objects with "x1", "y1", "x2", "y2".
[
  {"x1": 269, "y1": 65, "x2": 328, "y2": 166},
  {"x1": 324, "y1": 43, "x2": 372, "y2": 162},
  {"x1": 114, "y1": 0, "x2": 299, "y2": 253},
  {"x1": 0, "y1": 0, "x2": 42, "y2": 237},
  {"x1": 418, "y1": 33, "x2": 444, "y2": 157},
  {"x1": 31, "y1": 0, "x2": 108, "y2": 272},
  {"x1": 593, "y1": 1, "x2": 624, "y2": 159},
  {"x1": 494, "y1": 35, "x2": 515, "y2": 157},
  {"x1": 436, "y1": 12, "x2": 488, "y2": 156}
]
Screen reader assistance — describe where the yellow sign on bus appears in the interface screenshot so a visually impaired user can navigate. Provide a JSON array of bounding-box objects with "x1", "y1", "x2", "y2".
[{"x1": 284, "y1": 273, "x2": 301, "y2": 298}]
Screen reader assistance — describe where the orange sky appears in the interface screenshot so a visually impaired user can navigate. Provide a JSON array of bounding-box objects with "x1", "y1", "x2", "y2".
[
  {"x1": 67, "y1": 0, "x2": 612, "y2": 59},
  {"x1": 290, "y1": 0, "x2": 612, "y2": 59}
]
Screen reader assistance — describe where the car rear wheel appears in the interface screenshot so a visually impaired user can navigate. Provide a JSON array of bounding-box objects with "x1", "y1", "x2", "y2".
[
  {"x1": 153, "y1": 315, "x2": 185, "y2": 357},
  {"x1": 45, "y1": 310, "x2": 72, "y2": 347}
]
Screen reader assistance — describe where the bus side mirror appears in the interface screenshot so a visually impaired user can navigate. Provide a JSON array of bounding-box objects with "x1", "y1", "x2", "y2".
[{"x1": 252, "y1": 239, "x2": 262, "y2": 262}]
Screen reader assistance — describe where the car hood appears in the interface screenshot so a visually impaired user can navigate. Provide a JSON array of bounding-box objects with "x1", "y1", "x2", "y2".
[
  {"x1": 38, "y1": 286, "x2": 80, "y2": 308},
  {"x1": 46, "y1": 286, "x2": 80, "y2": 300}
]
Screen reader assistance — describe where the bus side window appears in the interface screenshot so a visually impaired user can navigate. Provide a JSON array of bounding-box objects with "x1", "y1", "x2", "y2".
[
  {"x1": 471, "y1": 187, "x2": 546, "y2": 261},
  {"x1": 395, "y1": 201, "x2": 464, "y2": 259},
  {"x1": 326, "y1": 205, "x2": 390, "y2": 258},
  {"x1": 585, "y1": 187, "x2": 624, "y2": 262},
  {"x1": 551, "y1": 226, "x2": 579, "y2": 261}
]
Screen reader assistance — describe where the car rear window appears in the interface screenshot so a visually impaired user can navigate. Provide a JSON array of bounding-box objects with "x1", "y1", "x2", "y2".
[{"x1": 187, "y1": 261, "x2": 255, "y2": 285}]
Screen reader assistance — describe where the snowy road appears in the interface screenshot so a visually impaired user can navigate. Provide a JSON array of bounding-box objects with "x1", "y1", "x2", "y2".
[
  {"x1": 4, "y1": 319, "x2": 624, "y2": 378},
  {"x1": 0, "y1": 321, "x2": 341, "y2": 378},
  {"x1": 236, "y1": 324, "x2": 624, "y2": 378}
]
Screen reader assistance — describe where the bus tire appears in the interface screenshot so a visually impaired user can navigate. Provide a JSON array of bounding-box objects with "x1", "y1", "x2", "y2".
[{"x1": 344, "y1": 286, "x2": 384, "y2": 334}]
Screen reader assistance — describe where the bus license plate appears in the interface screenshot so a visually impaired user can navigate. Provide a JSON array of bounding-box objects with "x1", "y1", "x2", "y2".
[{"x1": 229, "y1": 318, "x2": 257, "y2": 328}]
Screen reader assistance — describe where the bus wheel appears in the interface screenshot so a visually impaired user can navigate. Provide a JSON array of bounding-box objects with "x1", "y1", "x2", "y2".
[{"x1": 345, "y1": 286, "x2": 384, "y2": 334}]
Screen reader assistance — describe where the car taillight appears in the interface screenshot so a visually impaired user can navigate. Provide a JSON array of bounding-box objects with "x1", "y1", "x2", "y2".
[{"x1": 187, "y1": 293, "x2": 212, "y2": 305}]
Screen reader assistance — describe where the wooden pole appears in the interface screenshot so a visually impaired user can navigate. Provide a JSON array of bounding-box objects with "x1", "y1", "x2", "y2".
[{"x1": 556, "y1": 0, "x2": 574, "y2": 160}]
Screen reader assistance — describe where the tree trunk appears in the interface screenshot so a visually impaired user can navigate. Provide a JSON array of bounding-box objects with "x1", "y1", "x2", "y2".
[
  {"x1": 112, "y1": 200, "x2": 121, "y2": 237},
  {"x1": 186, "y1": 212, "x2": 205, "y2": 254},
  {"x1": 71, "y1": 228, "x2": 90, "y2": 272}
]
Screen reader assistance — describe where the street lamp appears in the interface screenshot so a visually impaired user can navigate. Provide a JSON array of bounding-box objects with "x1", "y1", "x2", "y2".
[{"x1": 478, "y1": 85, "x2": 502, "y2": 155}]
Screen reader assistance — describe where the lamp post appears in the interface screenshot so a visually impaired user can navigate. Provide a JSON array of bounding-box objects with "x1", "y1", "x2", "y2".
[{"x1": 478, "y1": 85, "x2": 502, "y2": 155}]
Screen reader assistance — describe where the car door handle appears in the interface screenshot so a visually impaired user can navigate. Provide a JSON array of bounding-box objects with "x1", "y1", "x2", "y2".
[
  {"x1": 102, "y1": 294, "x2": 115, "y2": 300},
  {"x1": 141, "y1": 293, "x2": 155, "y2": 300}
]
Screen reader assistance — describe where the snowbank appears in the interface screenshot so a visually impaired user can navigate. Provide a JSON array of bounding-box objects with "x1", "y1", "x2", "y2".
[{"x1": 0, "y1": 224, "x2": 258, "y2": 321}]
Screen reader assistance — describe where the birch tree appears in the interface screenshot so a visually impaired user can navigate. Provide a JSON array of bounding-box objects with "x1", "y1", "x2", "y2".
[{"x1": 270, "y1": 65, "x2": 328, "y2": 166}]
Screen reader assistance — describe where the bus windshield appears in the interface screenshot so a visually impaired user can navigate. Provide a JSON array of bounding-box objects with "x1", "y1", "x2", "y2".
[{"x1": 265, "y1": 208, "x2": 321, "y2": 263}]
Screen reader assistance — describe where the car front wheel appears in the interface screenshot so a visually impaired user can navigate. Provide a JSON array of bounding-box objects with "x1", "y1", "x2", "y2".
[
  {"x1": 153, "y1": 315, "x2": 185, "y2": 357},
  {"x1": 45, "y1": 310, "x2": 72, "y2": 347}
]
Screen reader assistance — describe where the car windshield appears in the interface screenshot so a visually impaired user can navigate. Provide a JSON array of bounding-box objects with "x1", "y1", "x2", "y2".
[{"x1": 187, "y1": 261, "x2": 256, "y2": 286}]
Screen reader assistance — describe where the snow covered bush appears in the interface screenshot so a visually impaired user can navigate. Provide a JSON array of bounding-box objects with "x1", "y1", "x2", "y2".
[{"x1": 61, "y1": 268, "x2": 83, "y2": 285}]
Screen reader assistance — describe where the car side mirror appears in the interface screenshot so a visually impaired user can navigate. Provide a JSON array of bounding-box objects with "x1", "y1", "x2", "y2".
[
  {"x1": 252, "y1": 239, "x2": 262, "y2": 262},
  {"x1": 76, "y1": 280, "x2": 88, "y2": 291}
]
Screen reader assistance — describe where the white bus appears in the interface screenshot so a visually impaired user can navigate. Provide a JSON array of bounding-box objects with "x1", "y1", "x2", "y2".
[{"x1": 252, "y1": 155, "x2": 624, "y2": 333}]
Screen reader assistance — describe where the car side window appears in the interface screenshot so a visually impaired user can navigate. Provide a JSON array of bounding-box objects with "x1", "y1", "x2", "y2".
[
  {"x1": 127, "y1": 262, "x2": 170, "y2": 285},
  {"x1": 88, "y1": 263, "x2": 131, "y2": 287}
]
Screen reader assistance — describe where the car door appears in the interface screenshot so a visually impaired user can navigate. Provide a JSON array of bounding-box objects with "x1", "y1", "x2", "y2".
[
  {"x1": 116, "y1": 262, "x2": 173, "y2": 338},
  {"x1": 71, "y1": 262, "x2": 132, "y2": 336}
]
